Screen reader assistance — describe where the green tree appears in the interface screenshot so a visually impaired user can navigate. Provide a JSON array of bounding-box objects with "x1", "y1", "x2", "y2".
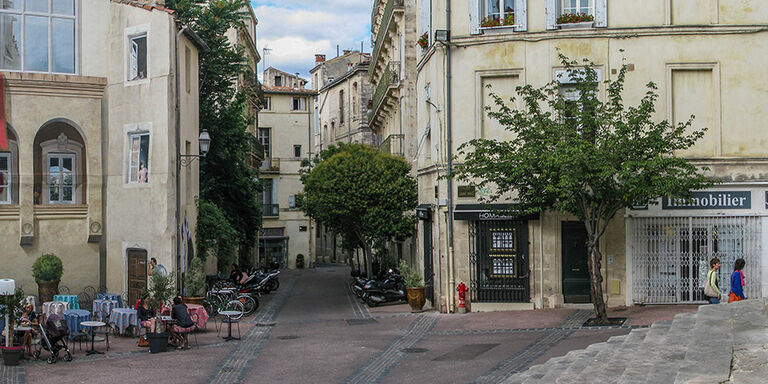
[
  {"x1": 300, "y1": 143, "x2": 418, "y2": 275},
  {"x1": 169, "y1": 0, "x2": 262, "y2": 265},
  {"x1": 452, "y1": 54, "x2": 713, "y2": 323}
]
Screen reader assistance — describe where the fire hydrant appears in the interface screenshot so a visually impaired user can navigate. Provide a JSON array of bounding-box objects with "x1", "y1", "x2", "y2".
[{"x1": 457, "y1": 282, "x2": 468, "y2": 313}]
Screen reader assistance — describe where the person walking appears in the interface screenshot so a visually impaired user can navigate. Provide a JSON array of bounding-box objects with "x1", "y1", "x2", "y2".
[
  {"x1": 705, "y1": 257, "x2": 721, "y2": 304},
  {"x1": 728, "y1": 258, "x2": 747, "y2": 303}
]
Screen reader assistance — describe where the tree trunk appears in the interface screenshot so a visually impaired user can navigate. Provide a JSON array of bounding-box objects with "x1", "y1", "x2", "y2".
[
  {"x1": 361, "y1": 246, "x2": 370, "y2": 278},
  {"x1": 587, "y1": 242, "x2": 608, "y2": 324}
]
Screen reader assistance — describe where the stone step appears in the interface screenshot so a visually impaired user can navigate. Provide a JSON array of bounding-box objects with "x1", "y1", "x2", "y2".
[{"x1": 572, "y1": 333, "x2": 634, "y2": 382}]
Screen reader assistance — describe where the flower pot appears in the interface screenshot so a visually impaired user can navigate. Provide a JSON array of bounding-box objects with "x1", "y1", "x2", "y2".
[
  {"x1": 406, "y1": 286, "x2": 426, "y2": 313},
  {"x1": 37, "y1": 280, "x2": 59, "y2": 303},
  {"x1": 1, "y1": 346, "x2": 24, "y2": 366},
  {"x1": 558, "y1": 21, "x2": 594, "y2": 30},
  {"x1": 147, "y1": 332, "x2": 169, "y2": 354},
  {"x1": 182, "y1": 296, "x2": 204, "y2": 305}
]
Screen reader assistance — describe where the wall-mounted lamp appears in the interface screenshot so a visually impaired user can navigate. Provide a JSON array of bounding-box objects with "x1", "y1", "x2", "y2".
[{"x1": 180, "y1": 129, "x2": 212, "y2": 167}]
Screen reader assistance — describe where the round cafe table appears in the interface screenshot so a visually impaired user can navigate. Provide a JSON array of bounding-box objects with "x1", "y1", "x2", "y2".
[
  {"x1": 92, "y1": 299, "x2": 118, "y2": 322},
  {"x1": 96, "y1": 293, "x2": 123, "y2": 308},
  {"x1": 185, "y1": 304, "x2": 209, "y2": 329},
  {"x1": 80, "y1": 321, "x2": 106, "y2": 355},
  {"x1": 62, "y1": 309, "x2": 91, "y2": 340},
  {"x1": 109, "y1": 308, "x2": 139, "y2": 335},
  {"x1": 218, "y1": 311, "x2": 241, "y2": 341},
  {"x1": 53, "y1": 295, "x2": 80, "y2": 310}
]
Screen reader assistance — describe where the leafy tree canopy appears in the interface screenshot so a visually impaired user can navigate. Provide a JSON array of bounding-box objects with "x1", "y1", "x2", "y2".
[
  {"x1": 300, "y1": 143, "x2": 418, "y2": 272},
  {"x1": 452, "y1": 53, "x2": 713, "y2": 322}
]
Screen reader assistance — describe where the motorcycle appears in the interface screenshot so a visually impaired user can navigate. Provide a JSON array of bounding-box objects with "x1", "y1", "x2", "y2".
[{"x1": 360, "y1": 269, "x2": 407, "y2": 307}]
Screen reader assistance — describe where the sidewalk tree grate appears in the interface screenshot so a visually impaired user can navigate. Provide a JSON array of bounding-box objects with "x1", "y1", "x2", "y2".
[
  {"x1": 401, "y1": 347, "x2": 428, "y2": 353},
  {"x1": 433, "y1": 344, "x2": 500, "y2": 361},
  {"x1": 346, "y1": 318, "x2": 378, "y2": 325},
  {"x1": 276, "y1": 335, "x2": 300, "y2": 340}
]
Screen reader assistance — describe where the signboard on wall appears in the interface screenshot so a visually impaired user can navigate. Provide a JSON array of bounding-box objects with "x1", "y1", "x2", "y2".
[{"x1": 662, "y1": 191, "x2": 751, "y2": 210}]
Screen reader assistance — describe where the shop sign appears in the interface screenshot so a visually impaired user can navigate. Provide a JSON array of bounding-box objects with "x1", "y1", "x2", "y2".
[{"x1": 662, "y1": 191, "x2": 751, "y2": 210}]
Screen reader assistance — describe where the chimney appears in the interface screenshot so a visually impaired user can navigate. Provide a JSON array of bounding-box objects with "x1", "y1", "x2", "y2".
[
  {"x1": 343, "y1": 49, "x2": 351, "y2": 55},
  {"x1": 315, "y1": 54, "x2": 326, "y2": 63}
]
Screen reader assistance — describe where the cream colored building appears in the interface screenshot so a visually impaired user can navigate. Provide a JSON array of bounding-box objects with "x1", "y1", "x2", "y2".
[
  {"x1": 309, "y1": 51, "x2": 374, "y2": 263},
  {"x1": 415, "y1": 0, "x2": 768, "y2": 312},
  {"x1": 259, "y1": 68, "x2": 314, "y2": 269},
  {"x1": 0, "y1": 0, "x2": 202, "y2": 305}
]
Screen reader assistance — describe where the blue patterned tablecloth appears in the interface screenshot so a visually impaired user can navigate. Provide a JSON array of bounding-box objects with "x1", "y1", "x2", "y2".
[
  {"x1": 92, "y1": 299, "x2": 118, "y2": 321},
  {"x1": 62, "y1": 309, "x2": 90, "y2": 339},
  {"x1": 53, "y1": 295, "x2": 80, "y2": 310},
  {"x1": 109, "y1": 308, "x2": 139, "y2": 335},
  {"x1": 96, "y1": 293, "x2": 123, "y2": 308}
]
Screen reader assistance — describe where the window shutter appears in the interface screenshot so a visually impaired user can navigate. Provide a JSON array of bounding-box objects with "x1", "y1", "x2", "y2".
[
  {"x1": 545, "y1": 0, "x2": 558, "y2": 30},
  {"x1": 420, "y1": 0, "x2": 431, "y2": 36},
  {"x1": 515, "y1": 0, "x2": 527, "y2": 31},
  {"x1": 594, "y1": 0, "x2": 607, "y2": 27},
  {"x1": 469, "y1": 0, "x2": 481, "y2": 35},
  {"x1": 129, "y1": 40, "x2": 138, "y2": 80},
  {"x1": 289, "y1": 195, "x2": 296, "y2": 208}
]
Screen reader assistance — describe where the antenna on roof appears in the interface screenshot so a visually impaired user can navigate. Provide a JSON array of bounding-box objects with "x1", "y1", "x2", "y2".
[{"x1": 262, "y1": 47, "x2": 272, "y2": 77}]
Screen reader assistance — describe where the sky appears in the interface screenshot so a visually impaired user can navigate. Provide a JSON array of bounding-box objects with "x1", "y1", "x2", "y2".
[{"x1": 251, "y1": 0, "x2": 373, "y2": 87}]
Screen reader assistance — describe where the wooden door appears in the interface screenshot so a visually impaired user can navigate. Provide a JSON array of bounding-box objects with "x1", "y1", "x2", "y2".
[
  {"x1": 127, "y1": 249, "x2": 148, "y2": 308},
  {"x1": 562, "y1": 222, "x2": 590, "y2": 303}
]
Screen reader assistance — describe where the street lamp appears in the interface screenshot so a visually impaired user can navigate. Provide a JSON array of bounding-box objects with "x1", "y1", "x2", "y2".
[{"x1": 180, "y1": 129, "x2": 211, "y2": 166}]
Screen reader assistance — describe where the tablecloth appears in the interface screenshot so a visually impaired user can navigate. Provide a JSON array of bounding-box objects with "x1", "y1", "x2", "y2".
[
  {"x1": 62, "y1": 309, "x2": 90, "y2": 339},
  {"x1": 92, "y1": 299, "x2": 118, "y2": 321},
  {"x1": 186, "y1": 304, "x2": 209, "y2": 329},
  {"x1": 53, "y1": 295, "x2": 80, "y2": 310},
  {"x1": 109, "y1": 308, "x2": 139, "y2": 335},
  {"x1": 96, "y1": 293, "x2": 123, "y2": 308},
  {"x1": 42, "y1": 301, "x2": 70, "y2": 318}
]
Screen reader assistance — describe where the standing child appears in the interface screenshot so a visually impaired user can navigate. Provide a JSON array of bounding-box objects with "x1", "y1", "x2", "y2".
[
  {"x1": 728, "y1": 258, "x2": 747, "y2": 303},
  {"x1": 705, "y1": 257, "x2": 721, "y2": 304}
]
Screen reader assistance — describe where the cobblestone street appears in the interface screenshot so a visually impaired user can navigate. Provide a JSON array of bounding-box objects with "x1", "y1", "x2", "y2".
[{"x1": 9, "y1": 266, "x2": 698, "y2": 384}]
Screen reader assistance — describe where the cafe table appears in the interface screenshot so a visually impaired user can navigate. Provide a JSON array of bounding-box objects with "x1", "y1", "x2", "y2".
[
  {"x1": 185, "y1": 304, "x2": 209, "y2": 329},
  {"x1": 62, "y1": 309, "x2": 91, "y2": 340},
  {"x1": 109, "y1": 308, "x2": 139, "y2": 335},
  {"x1": 92, "y1": 299, "x2": 118, "y2": 322},
  {"x1": 218, "y1": 310, "x2": 241, "y2": 341},
  {"x1": 53, "y1": 295, "x2": 80, "y2": 310},
  {"x1": 96, "y1": 293, "x2": 123, "y2": 308},
  {"x1": 80, "y1": 321, "x2": 106, "y2": 355}
]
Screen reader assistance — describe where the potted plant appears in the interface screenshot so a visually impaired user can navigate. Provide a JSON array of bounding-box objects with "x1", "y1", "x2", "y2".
[
  {"x1": 295, "y1": 254, "x2": 305, "y2": 269},
  {"x1": 556, "y1": 12, "x2": 594, "y2": 29},
  {"x1": 183, "y1": 258, "x2": 205, "y2": 305},
  {"x1": 0, "y1": 287, "x2": 26, "y2": 366},
  {"x1": 32, "y1": 253, "x2": 63, "y2": 303},
  {"x1": 146, "y1": 271, "x2": 175, "y2": 353},
  {"x1": 399, "y1": 260, "x2": 426, "y2": 313},
  {"x1": 417, "y1": 32, "x2": 428, "y2": 50}
]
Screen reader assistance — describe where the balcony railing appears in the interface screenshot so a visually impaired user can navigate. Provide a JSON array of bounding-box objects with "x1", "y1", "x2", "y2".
[
  {"x1": 371, "y1": 61, "x2": 400, "y2": 119},
  {"x1": 259, "y1": 157, "x2": 280, "y2": 172},
  {"x1": 379, "y1": 133, "x2": 404, "y2": 157},
  {"x1": 250, "y1": 136, "x2": 265, "y2": 161},
  {"x1": 371, "y1": 0, "x2": 404, "y2": 73},
  {"x1": 262, "y1": 204, "x2": 279, "y2": 217}
]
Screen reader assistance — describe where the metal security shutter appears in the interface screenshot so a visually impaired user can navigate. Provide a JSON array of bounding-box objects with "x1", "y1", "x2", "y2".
[{"x1": 631, "y1": 216, "x2": 762, "y2": 304}]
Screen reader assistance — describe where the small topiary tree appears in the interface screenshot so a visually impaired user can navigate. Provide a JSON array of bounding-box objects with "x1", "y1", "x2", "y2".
[{"x1": 32, "y1": 253, "x2": 63, "y2": 283}]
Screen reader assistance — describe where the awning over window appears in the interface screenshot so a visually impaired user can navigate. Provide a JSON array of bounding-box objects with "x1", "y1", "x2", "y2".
[{"x1": 453, "y1": 203, "x2": 539, "y2": 221}]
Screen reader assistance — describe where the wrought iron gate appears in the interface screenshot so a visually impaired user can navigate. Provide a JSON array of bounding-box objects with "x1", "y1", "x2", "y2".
[
  {"x1": 631, "y1": 216, "x2": 761, "y2": 304},
  {"x1": 469, "y1": 220, "x2": 530, "y2": 302}
]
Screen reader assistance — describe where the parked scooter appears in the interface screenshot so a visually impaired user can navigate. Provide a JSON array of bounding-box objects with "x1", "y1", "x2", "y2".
[{"x1": 360, "y1": 269, "x2": 407, "y2": 307}]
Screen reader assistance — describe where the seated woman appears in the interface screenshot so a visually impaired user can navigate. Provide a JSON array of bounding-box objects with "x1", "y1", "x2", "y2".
[
  {"x1": 169, "y1": 297, "x2": 195, "y2": 349},
  {"x1": 17, "y1": 302, "x2": 39, "y2": 356},
  {"x1": 137, "y1": 297, "x2": 156, "y2": 333}
]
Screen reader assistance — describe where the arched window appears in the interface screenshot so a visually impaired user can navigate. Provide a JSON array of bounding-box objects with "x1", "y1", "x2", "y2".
[
  {"x1": 0, "y1": 126, "x2": 19, "y2": 204},
  {"x1": 339, "y1": 90, "x2": 344, "y2": 124},
  {"x1": 34, "y1": 121, "x2": 86, "y2": 204}
]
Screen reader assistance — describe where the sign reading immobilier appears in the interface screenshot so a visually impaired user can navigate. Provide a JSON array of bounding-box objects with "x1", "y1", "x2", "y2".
[{"x1": 662, "y1": 191, "x2": 751, "y2": 210}]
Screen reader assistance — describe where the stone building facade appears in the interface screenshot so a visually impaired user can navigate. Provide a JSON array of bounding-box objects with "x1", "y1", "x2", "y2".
[
  {"x1": 259, "y1": 68, "x2": 315, "y2": 269},
  {"x1": 0, "y1": 0, "x2": 203, "y2": 303},
  {"x1": 414, "y1": 0, "x2": 768, "y2": 312}
]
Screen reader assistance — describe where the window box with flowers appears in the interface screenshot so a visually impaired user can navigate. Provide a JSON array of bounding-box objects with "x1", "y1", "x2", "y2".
[
  {"x1": 417, "y1": 32, "x2": 429, "y2": 51},
  {"x1": 480, "y1": 14, "x2": 515, "y2": 34},
  {"x1": 556, "y1": 12, "x2": 594, "y2": 29}
]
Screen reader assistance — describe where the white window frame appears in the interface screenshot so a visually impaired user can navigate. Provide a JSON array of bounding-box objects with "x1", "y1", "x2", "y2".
[
  {"x1": 124, "y1": 24, "x2": 150, "y2": 86},
  {"x1": 0, "y1": 0, "x2": 79, "y2": 74},
  {"x1": 0, "y1": 152, "x2": 12, "y2": 204},
  {"x1": 127, "y1": 131, "x2": 150, "y2": 184},
  {"x1": 546, "y1": 0, "x2": 606, "y2": 29},
  {"x1": 258, "y1": 127, "x2": 271, "y2": 158},
  {"x1": 40, "y1": 136, "x2": 82, "y2": 205},
  {"x1": 471, "y1": 0, "x2": 527, "y2": 33},
  {"x1": 561, "y1": 0, "x2": 594, "y2": 17},
  {"x1": 291, "y1": 97, "x2": 306, "y2": 111},
  {"x1": 46, "y1": 153, "x2": 76, "y2": 205}
]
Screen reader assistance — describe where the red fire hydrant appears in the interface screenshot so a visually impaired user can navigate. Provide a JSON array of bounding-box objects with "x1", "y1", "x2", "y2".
[{"x1": 457, "y1": 282, "x2": 468, "y2": 313}]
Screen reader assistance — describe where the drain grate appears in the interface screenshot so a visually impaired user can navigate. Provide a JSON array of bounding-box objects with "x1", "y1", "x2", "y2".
[
  {"x1": 433, "y1": 344, "x2": 500, "y2": 361},
  {"x1": 401, "y1": 347, "x2": 428, "y2": 353},
  {"x1": 276, "y1": 335, "x2": 300, "y2": 340},
  {"x1": 346, "y1": 318, "x2": 378, "y2": 326}
]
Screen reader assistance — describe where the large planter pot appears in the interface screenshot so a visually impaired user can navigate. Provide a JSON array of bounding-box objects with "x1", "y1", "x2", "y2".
[
  {"x1": 182, "y1": 296, "x2": 204, "y2": 305},
  {"x1": 407, "y1": 286, "x2": 426, "y2": 313},
  {"x1": 1, "y1": 346, "x2": 24, "y2": 366},
  {"x1": 37, "y1": 280, "x2": 59, "y2": 303},
  {"x1": 147, "y1": 332, "x2": 169, "y2": 354}
]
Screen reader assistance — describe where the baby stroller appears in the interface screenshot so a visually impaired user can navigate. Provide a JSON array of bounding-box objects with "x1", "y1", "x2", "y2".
[{"x1": 33, "y1": 314, "x2": 72, "y2": 364}]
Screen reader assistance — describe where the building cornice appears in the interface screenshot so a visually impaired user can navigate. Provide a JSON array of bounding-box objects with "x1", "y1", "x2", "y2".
[{"x1": 2, "y1": 72, "x2": 107, "y2": 99}]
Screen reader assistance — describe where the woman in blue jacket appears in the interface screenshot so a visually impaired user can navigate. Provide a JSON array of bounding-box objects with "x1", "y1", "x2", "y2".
[{"x1": 729, "y1": 258, "x2": 746, "y2": 302}]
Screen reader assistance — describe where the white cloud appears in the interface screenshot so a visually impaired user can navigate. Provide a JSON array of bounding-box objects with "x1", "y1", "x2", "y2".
[{"x1": 252, "y1": 1, "x2": 372, "y2": 85}]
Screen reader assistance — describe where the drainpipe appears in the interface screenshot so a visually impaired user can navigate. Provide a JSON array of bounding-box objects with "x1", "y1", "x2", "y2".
[
  {"x1": 308, "y1": 101, "x2": 313, "y2": 267},
  {"x1": 175, "y1": 25, "x2": 188, "y2": 292},
  {"x1": 445, "y1": 0, "x2": 455, "y2": 313},
  {"x1": 540, "y1": 217, "x2": 544, "y2": 308}
]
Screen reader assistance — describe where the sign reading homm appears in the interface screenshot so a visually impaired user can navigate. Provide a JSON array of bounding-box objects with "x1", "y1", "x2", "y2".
[{"x1": 662, "y1": 191, "x2": 751, "y2": 210}]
